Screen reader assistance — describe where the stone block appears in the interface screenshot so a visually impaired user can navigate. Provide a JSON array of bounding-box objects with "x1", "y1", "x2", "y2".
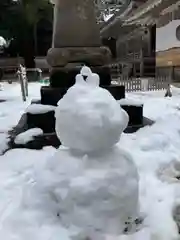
[
  {"x1": 41, "y1": 86, "x2": 68, "y2": 106},
  {"x1": 121, "y1": 105, "x2": 143, "y2": 126},
  {"x1": 47, "y1": 46, "x2": 111, "y2": 67},
  {"x1": 41, "y1": 85, "x2": 125, "y2": 106},
  {"x1": 49, "y1": 65, "x2": 111, "y2": 88},
  {"x1": 27, "y1": 111, "x2": 55, "y2": 133},
  {"x1": 103, "y1": 85, "x2": 125, "y2": 100}
]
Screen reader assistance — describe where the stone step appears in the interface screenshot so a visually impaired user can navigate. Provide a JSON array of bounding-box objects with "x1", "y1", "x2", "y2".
[
  {"x1": 11, "y1": 132, "x2": 60, "y2": 149},
  {"x1": 41, "y1": 85, "x2": 125, "y2": 106}
]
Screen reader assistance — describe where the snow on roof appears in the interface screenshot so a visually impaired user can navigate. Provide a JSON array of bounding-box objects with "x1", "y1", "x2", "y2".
[{"x1": 124, "y1": 0, "x2": 180, "y2": 25}]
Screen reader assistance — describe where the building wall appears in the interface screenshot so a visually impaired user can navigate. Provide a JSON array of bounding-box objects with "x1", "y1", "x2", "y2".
[
  {"x1": 156, "y1": 17, "x2": 180, "y2": 80},
  {"x1": 156, "y1": 15, "x2": 180, "y2": 68},
  {"x1": 156, "y1": 20, "x2": 180, "y2": 52}
]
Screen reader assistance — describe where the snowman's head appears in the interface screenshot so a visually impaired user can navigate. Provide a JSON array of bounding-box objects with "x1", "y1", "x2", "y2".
[{"x1": 55, "y1": 67, "x2": 129, "y2": 153}]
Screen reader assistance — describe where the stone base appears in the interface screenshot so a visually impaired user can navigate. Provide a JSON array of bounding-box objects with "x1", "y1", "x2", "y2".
[
  {"x1": 121, "y1": 105, "x2": 143, "y2": 126},
  {"x1": 27, "y1": 111, "x2": 55, "y2": 133},
  {"x1": 102, "y1": 85, "x2": 125, "y2": 100},
  {"x1": 50, "y1": 65, "x2": 111, "y2": 88},
  {"x1": 9, "y1": 98, "x2": 153, "y2": 149},
  {"x1": 47, "y1": 46, "x2": 111, "y2": 67},
  {"x1": 124, "y1": 117, "x2": 154, "y2": 134},
  {"x1": 41, "y1": 85, "x2": 125, "y2": 106},
  {"x1": 41, "y1": 86, "x2": 68, "y2": 105},
  {"x1": 10, "y1": 111, "x2": 153, "y2": 149}
]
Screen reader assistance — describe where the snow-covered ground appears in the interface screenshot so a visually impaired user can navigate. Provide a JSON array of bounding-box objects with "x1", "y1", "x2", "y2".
[{"x1": 1, "y1": 82, "x2": 180, "y2": 239}]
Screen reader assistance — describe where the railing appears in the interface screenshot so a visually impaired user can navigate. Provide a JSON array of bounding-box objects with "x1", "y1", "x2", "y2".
[{"x1": 112, "y1": 76, "x2": 170, "y2": 92}]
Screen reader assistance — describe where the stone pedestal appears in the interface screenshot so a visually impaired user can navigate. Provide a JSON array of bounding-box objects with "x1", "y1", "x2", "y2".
[{"x1": 47, "y1": 0, "x2": 111, "y2": 88}]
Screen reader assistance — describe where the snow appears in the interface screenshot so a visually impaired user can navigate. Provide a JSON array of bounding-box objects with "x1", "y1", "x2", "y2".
[
  {"x1": 0, "y1": 82, "x2": 41, "y2": 154},
  {"x1": 55, "y1": 71, "x2": 129, "y2": 152},
  {"x1": 15, "y1": 128, "x2": 43, "y2": 145},
  {"x1": 0, "y1": 36, "x2": 6, "y2": 47},
  {"x1": 156, "y1": 20, "x2": 180, "y2": 52},
  {"x1": 119, "y1": 98, "x2": 143, "y2": 106},
  {"x1": 86, "y1": 73, "x2": 100, "y2": 86},
  {"x1": 52, "y1": 69, "x2": 139, "y2": 238},
  {"x1": 80, "y1": 66, "x2": 92, "y2": 77},
  {"x1": 25, "y1": 104, "x2": 56, "y2": 114},
  {"x1": 39, "y1": 145, "x2": 139, "y2": 238},
  {"x1": 1, "y1": 81, "x2": 180, "y2": 239}
]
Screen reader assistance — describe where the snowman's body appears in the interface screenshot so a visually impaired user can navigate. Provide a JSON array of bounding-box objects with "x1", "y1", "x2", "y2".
[
  {"x1": 44, "y1": 67, "x2": 139, "y2": 238},
  {"x1": 45, "y1": 146, "x2": 139, "y2": 237}
]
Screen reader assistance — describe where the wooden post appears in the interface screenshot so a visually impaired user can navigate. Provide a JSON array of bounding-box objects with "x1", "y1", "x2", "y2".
[
  {"x1": 168, "y1": 61, "x2": 173, "y2": 84},
  {"x1": 24, "y1": 75, "x2": 28, "y2": 97},
  {"x1": 170, "y1": 66, "x2": 174, "y2": 83},
  {"x1": 140, "y1": 48, "x2": 144, "y2": 77},
  {"x1": 147, "y1": 28, "x2": 151, "y2": 56},
  {"x1": 17, "y1": 70, "x2": 26, "y2": 102},
  {"x1": 133, "y1": 63, "x2": 136, "y2": 77}
]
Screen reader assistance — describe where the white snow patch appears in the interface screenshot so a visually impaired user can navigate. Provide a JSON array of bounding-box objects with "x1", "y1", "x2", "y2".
[
  {"x1": 119, "y1": 98, "x2": 143, "y2": 106},
  {"x1": 0, "y1": 133, "x2": 9, "y2": 154},
  {"x1": 25, "y1": 104, "x2": 56, "y2": 114},
  {"x1": 15, "y1": 128, "x2": 43, "y2": 145},
  {"x1": 1, "y1": 81, "x2": 180, "y2": 239},
  {"x1": 0, "y1": 36, "x2": 6, "y2": 47}
]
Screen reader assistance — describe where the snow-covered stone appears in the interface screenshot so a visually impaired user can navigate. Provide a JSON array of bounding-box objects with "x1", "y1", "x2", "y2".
[
  {"x1": 0, "y1": 36, "x2": 6, "y2": 47},
  {"x1": 15, "y1": 128, "x2": 43, "y2": 145},
  {"x1": 119, "y1": 98, "x2": 143, "y2": 106},
  {"x1": 25, "y1": 104, "x2": 56, "y2": 114}
]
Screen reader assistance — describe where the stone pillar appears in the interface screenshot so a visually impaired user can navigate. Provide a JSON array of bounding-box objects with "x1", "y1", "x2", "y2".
[{"x1": 47, "y1": 0, "x2": 111, "y2": 88}]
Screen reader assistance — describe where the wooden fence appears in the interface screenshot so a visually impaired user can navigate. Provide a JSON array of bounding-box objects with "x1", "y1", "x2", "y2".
[{"x1": 112, "y1": 76, "x2": 170, "y2": 92}]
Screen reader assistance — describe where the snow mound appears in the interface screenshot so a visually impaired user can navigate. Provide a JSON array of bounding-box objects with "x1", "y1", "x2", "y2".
[
  {"x1": 55, "y1": 70, "x2": 129, "y2": 152},
  {"x1": 25, "y1": 104, "x2": 56, "y2": 114},
  {"x1": 0, "y1": 133, "x2": 9, "y2": 154},
  {"x1": 40, "y1": 146, "x2": 139, "y2": 238},
  {"x1": 15, "y1": 128, "x2": 43, "y2": 145}
]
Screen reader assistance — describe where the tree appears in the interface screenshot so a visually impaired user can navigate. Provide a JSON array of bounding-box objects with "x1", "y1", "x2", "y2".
[
  {"x1": 14, "y1": 0, "x2": 53, "y2": 67},
  {"x1": 0, "y1": 0, "x2": 53, "y2": 67}
]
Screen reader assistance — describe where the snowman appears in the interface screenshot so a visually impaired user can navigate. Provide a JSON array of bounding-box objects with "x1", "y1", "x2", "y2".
[{"x1": 42, "y1": 66, "x2": 139, "y2": 239}]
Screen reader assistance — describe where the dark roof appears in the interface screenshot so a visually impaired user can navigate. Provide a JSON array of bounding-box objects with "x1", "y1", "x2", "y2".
[{"x1": 101, "y1": 0, "x2": 180, "y2": 38}]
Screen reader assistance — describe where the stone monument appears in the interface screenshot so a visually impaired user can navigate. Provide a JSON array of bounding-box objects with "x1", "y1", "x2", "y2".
[{"x1": 47, "y1": 0, "x2": 111, "y2": 88}]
